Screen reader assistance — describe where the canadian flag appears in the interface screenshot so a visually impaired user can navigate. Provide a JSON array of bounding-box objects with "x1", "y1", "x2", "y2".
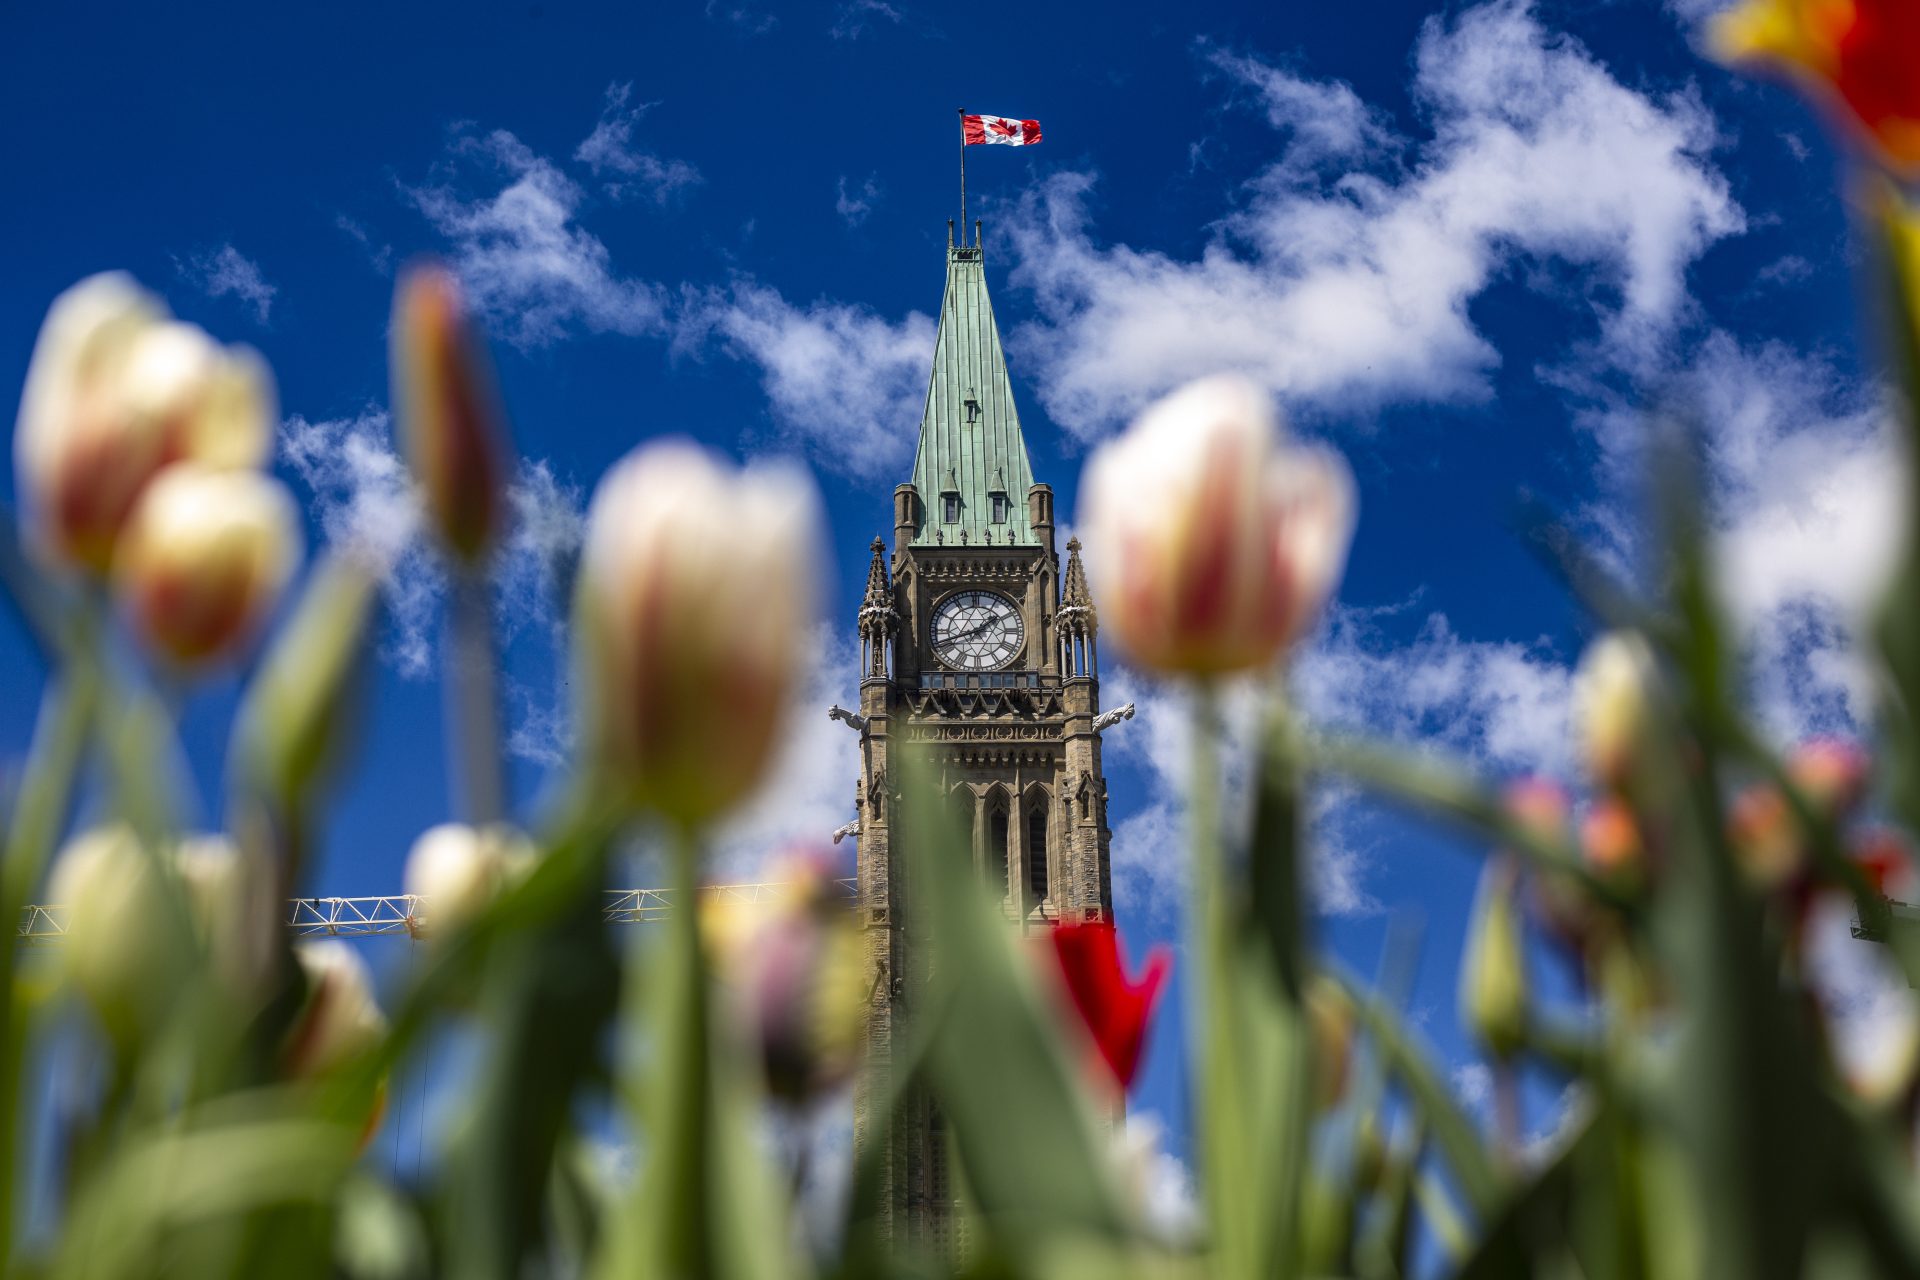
[{"x1": 963, "y1": 113, "x2": 1043, "y2": 146}]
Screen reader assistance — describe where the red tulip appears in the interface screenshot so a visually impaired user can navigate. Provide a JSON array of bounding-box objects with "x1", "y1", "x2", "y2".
[
  {"x1": 1047, "y1": 921, "x2": 1170, "y2": 1095},
  {"x1": 1715, "y1": 0, "x2": 1920, "y2": 175}
]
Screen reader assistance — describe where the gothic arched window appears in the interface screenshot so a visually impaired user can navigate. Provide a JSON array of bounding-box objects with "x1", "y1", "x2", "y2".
[
  {"x1": 1027, "y1": 804, "x2": 1048, "y2": 901},
  {"x1": 946, "y1": 787, "x2": 973, "y2": 866},
  {"x1": 989, "y1": 808, "x2": 1010, "y2": 895}
]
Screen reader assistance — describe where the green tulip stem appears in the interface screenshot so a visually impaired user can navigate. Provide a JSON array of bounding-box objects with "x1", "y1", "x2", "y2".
[
  {"x1": 448, "y1": 569, "x2": 506, "y2": 825},
  {"x1": 1493, "y1": 1061, "x2": 1522, "y2": 1167},
  {"x1": 0, "y1": 667, "x2": 98, "y2": 1264},
  {"x1": 1189, "y1": 679, "x2": 1255, "y2": 1278}
]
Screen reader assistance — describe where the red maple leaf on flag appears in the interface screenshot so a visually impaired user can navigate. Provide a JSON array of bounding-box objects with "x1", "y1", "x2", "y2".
[{"x1": 990, "y1": 117, "x2": 1020, "y2": 137}]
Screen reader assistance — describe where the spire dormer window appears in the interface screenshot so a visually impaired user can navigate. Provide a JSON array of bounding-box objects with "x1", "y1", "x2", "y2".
[
  {"x1": 989, "y1": 468, "x2": 1009, "y2": 525},
  {"x1": 941, "y1": 469, "x2": 960, "y2": 524}
]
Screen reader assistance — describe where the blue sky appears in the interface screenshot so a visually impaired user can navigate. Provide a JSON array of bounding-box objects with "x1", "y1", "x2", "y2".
[{"x1": 2, "y1": 0, "x2": 1900, "y2": 1213}]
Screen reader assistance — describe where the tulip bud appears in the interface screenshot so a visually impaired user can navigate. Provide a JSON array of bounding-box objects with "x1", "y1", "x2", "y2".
[
  {"x1": 1581, "y1": 798, "x2": 1646, "y2": 890},
  {"x1": 112, "y1": 464, "x2": 301, "y2": 666},
  {"x1": 1712, "y1": 0, "x2": 1920, "y2": 176},
  {"x1": 390, "y1": 264, "x2": 512, "y2": 563},
  {"x1": 1460, "y1": 859, "x2": 1528, "y2": 1061},
  {"x1": 402, "y1": 822, "x2": 535, "y2": 938},
  {"x1": 573, "y1": 440, "x2": 821, "y2": 826},
  {"x1": 1727, "y1": 785, "x2": 1802, "y2": 891},
  {"x1": 1045, "y1": 921, "x2": 1171, "y2": 1097},
  {"x1": 1503, "y1": 779, "x2": 1593, "y2": 950},
  {"x1": 1850, "y1": 827, "x2": 1918, "y2": 902},
  {"x1": 14, "y1": 274, "x2": 274, "y2": 572},
  {"x1": 1787, "y1": 738, "x2": 1872, "y2": 817},
  {"x1": 284, "y1": 941, "x2": 387, "y2": 1079},
  {"x1": 1079, "y1": 374, "x2": 1355, "y2": 675},
  {"x1": 1572, "y1": 631, "x2": 1659, "y2": 792},
  {"x1": 174, "y1": 833, "x2": 276, "y2": 1001},
  {"x1": 704, "y1": 851, "x2": 866, "y2": 1104},
  {"x1": 46, "y1": 825, "x2": 177, "y2": 1037},
  {"x1": 1305, "y1": 974, "x2": 1355, "y2": 1109}
]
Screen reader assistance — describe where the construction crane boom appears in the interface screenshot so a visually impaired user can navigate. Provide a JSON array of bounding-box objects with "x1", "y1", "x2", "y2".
[{"x1": 15, "y1": 878, "x2": 857, "y2": 945}]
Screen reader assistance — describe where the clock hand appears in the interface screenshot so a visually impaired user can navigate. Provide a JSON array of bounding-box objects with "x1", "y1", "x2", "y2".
[{"x1": 945, "y1": 618, "x2": 996, "y2": 644}]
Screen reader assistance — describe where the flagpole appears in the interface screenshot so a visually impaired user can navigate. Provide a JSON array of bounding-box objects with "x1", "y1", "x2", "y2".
[{"x1": 957, "y1": 107, "x2": 966, "y2": 246}]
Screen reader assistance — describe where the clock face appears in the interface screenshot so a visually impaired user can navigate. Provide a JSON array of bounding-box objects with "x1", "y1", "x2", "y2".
[{"x1": 931, "y1": 590, "x2": 1025, "y2": 671}]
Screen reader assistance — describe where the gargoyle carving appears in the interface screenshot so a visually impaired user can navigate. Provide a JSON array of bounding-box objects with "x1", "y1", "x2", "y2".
[
  {"x1": 828, "y1": 704, "x2": 869, "y2": 733},
  {"x1": 831, "y1": 820, "x2": 860, "y2": 845},
  {"x1": 1093, "y1": 702, "x2": 1136, "y2": 732}
]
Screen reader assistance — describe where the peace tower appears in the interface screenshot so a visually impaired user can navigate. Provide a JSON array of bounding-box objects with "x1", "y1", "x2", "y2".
[{"x1": 843, "y1": 223, "x2": 1124, "y2": 1251}]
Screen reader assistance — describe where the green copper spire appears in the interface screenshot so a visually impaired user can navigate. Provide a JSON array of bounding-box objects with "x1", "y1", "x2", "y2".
[{"x1": 906, "y1": 233, "x2": 1037, "y2": 546}]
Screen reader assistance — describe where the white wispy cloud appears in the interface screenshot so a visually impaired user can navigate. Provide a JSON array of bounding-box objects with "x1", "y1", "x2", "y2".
[
  {"x1": 178, "y1": 244, "x2": 278, "y2": 323},
  {"x1": 835, "y1": 173, "x2": 882, "y2": 227},
  {"x1": 405, "y1": 127, "x2": 668, "y2": 347},
  {"x1": 278, "y1": 410, "x2": 587, "y2": 765},
  {"x1": 574, "y1": 82, "x2": 702, "y2": 204},
  {"x1": 1575, "y1": 331, "x2": 1904, "y2": 745},
  {"x1": 708, "y1": 624, "x2": 864, "y2": 875},
  {"x1": 1100, "y1": 668, "x2": 1377, "y2": 922},
  {"x1": 677, "y1": 280, "x2": 936, "y2": 481},
  {"x1": 1296, "y1": 606, "x2": 1579, "y2": 779},
  {"x1": 334, "y1": 215, "x2": 395, "y2": 275},
  {"x1": 705, "y1": 0, "x2": 778, "y2": 35},
  {"x1": 1007, "y1": 0, "x2": 1742, "y2": 438},
  {"x1": 830, "y1": 0, "x2": 902, "y2": 40},
  {"x1": 1202, "y1": 42, "x2": 1390, "y2": 170}
]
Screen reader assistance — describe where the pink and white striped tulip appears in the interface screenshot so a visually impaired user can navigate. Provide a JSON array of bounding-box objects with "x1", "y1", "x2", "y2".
[
  {"x1": 113, "y1": 463, "x2": 301, "y2": 666},
  {"x1": 1079, "y1": 374, "x2": 1354, "y2": 675},
  {"x1": 573, "y1": 440, "x2": 822, "y2": 826},
  {"x1": 14, "y1": 273, "x2": 274, "y2": 573}
]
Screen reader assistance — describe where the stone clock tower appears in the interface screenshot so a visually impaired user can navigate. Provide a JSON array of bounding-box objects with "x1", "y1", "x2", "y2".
[{"x1": 845, "y1": 224, "x2": 1119, "y2": 1253}]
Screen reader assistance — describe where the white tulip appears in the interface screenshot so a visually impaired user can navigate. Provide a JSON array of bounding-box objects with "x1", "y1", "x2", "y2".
[{"x1": 573, "y1": 439, "x2": 821, "y2": 826}]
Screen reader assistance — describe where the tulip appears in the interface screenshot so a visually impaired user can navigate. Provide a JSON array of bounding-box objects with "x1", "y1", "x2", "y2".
[
  {"x1": 402, "y1": 822, "x2": 535, "y2": 938},
  {"x1": 174, "y1": 833, "x2": 276, "y2": 1000},
  {"x1": 1501, "y1": 779, "x2": 1594, "y2": 950},
  {"x1": 14, "y1": 273, "x2": 274, "y2": 572},
  {"x1": 1460, "y1": 859, "x2": 1528, "y2": 1061},
  {"x1": 46, "y1": 825, "x2": 175, "y2": 1037},
  {"x1": 1571, "y1": 631, "x2": 1659, "y2": 793},
  {"x1": 1305, "y1": 973, "x2": 1355, "y2": 1109},
  {"x1": 390, "y1": 263, "x2": 512, "y2": 563},
  {"x1": 1849, "y1": 826, "x2": 1916, "y2": 901},
  {"x1": 1503, "y1": 776, "x2": 1571, "y2": 849},
  {"x1": 1581, "y1": 798, "x2": 1646, "y2": 889},
  {"x1": 112, "y1": 464, "x2": 301, "y2": 666},
  {"x1": 1787, "y1": 737, "x2": 1872, "y2": 816},
  {"x1": 1079, "y1": 374, "x2": 1355, "y2": 675},
  {"x1": 704, "y1": 851, "x2": 866, "y2": 1104},
  {"x1": 1727, "y1": 786, "x2": 1802, "y2": 891},
  {"x1": 1046, "y1": 921, "x2": 1171, "y2": 1096},
  {"x1": 572, "y1": 439, "x2": 821, "y2": 826},
  {"x1": 1713, "y1": 0, "x2": 1920, "y2": 175},
  {"x1": 283, "y1": 941, "x2": 387, "y2": 1078}
]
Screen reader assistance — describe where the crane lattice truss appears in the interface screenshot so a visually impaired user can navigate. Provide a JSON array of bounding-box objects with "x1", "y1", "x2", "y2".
[{"x1": 14, "y1": 878, "x2": 857, "y2": 945}]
